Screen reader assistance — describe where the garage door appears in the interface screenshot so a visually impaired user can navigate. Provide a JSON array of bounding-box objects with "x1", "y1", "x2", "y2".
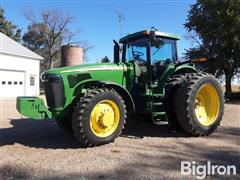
[{"x1": 0, "y1": 70, "x2": 25, "y2": 97}]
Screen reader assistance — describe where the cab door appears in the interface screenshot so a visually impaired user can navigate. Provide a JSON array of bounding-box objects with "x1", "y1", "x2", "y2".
[
  {"x1": 150, "y1": 38, "x2": 178, "y2": 82},
  {"x1": 124, "y1": 38, "x2": 150, "y2": 112},
  {"x1": 124, "y1": 38, "x2": 149, "y2": 84}
]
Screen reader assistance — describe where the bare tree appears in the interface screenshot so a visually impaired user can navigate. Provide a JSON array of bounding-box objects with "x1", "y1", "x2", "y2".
[{"x1": 23, "y1": 8, "x2": 93, "y2": 69}]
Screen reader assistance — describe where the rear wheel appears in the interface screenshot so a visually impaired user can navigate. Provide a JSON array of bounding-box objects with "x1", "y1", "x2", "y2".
[
  {"x1": 174, "y1": 73, "x2": 224, "y2": 136},
  {"x1": 164, "y1": 73, "x2": 192, "y2": 130},
  {"x1": 72, "y1": 88, "x2": 126, "y2": 147}
]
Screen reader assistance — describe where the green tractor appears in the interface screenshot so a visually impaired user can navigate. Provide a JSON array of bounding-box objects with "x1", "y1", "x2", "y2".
[{"x1": 17, "y1": 28, "x2": 224, "y2": 147}]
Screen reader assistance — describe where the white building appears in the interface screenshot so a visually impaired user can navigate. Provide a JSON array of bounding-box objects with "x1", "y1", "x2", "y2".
[{"x1": 0, "y1": 32, "x2": 43, "y2": 97}]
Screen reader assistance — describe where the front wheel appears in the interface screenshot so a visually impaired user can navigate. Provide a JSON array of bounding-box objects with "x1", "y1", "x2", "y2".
[
  {"x1": 174, "y1": 73, "x2": 224, "y2": 136},
  {"x1": 72, "y1": 88, "x2": 126, "y2": 147}
]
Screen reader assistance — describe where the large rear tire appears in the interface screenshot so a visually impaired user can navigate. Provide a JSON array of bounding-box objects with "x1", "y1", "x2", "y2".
[
  {"x1": 164, "y1": 74, "x2": 189, "y2": 130},
  {"x1": 174, "y1": 73, "x2": 224, "y2": 136},
  {"x1": 72, "y1": 88, "x2": 126, "y2": 147}
]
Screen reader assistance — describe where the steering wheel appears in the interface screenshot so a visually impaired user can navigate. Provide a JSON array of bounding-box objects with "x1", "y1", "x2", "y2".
[{"x1": 133, "y1": 51, "x2": 144, "y2": 60}]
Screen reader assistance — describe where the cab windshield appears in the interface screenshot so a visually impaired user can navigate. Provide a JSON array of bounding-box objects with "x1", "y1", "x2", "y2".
[
  {"x1": 125, "y1": 38, "x2": 177, "y2": 63},
  {"x1": 151, "y1": 38, "x2": 177, "y2": 63}
]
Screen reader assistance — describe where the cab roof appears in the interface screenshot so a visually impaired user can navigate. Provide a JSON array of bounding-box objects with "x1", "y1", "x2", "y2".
[{"x1": 119, "y1": 30, "x2": 180, "y2": 43}]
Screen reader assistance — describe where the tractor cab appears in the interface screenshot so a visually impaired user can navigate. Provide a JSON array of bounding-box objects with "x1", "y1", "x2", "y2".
[
  {"x1": 115, "y1": 28, "x2": 180, "y2": 83},
  {"x1": 113, "y1": 29, "x2": 181, "y2": 117}
]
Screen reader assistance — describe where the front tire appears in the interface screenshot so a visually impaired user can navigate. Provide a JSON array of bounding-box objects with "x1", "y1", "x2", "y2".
[
  {"x1": 174, "y1": 73, "x2": 224, "y2": 136},
  {"x1": 72, "y1": 88, "x2": 126, "y2": 147}
]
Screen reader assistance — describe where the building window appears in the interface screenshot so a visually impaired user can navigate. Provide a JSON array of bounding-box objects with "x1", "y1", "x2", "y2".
[
  {"x1": 2, "y1": 81, "x2": 6, "y2": 85},
  {"x1": 8, "y1": 81, "x2": 12, "y2": 85},
  {"x1": 30, "y1": 76, "x2": 35, "y2": 86},
  {"x1": 14, "y1": 81, "x2": 17, "y2": 85},
  {"x1": 19, "y1": 81, "x2": 23, "y2": 85}
]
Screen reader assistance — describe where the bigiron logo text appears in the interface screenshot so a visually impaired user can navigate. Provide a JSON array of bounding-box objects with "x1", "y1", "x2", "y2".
[{"x1": 181, "y1": 161, "x2": 237, "y2": 179}]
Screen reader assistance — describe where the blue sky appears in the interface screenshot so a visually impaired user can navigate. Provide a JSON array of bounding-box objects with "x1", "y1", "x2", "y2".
[{"x1": 1, "y1": 0, "x2": 196, "y2": 63}]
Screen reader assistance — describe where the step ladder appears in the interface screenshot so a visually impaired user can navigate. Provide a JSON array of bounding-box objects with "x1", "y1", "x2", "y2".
[{"x1": 150, "y1": 93, "x2": 168, "y2": 125}]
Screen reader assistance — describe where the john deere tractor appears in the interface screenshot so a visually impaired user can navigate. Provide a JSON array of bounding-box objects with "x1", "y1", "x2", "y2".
[{"x1": 17, "y1": 28, "x2": 224, "y2": 147}]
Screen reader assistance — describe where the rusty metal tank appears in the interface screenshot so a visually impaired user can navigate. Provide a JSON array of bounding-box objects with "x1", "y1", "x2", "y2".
[{"x1": 61, "y1": 45, "x2": 83, "y2": 66}]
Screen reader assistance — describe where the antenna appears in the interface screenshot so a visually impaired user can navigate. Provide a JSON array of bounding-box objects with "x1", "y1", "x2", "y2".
[{"x1": 117, "y1": 3, "x2": 125, "y2": 38}]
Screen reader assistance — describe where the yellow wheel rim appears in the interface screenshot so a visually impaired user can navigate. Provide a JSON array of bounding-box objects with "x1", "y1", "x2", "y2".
[
  {"x1": 194, "y1": 83, "x2": 220, "y2": 126},
  {"x1": 90, "y1": 100, "x2": 120, "y2": 137}
]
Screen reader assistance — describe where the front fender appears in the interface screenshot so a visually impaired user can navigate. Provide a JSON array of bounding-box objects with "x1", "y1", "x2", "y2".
[
  {"x1": 100, "y1": 81, "x2": 135, "y2": 112},
  {"x1": 74, "y1": 80, "x2": 135, "y2": 113}
]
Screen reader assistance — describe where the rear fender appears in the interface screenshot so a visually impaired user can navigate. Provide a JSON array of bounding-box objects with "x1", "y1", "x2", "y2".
[
  {"x1": 155, "y1": 64, "x2": 197, "y2": 92},
  {"x1": 173, "y1": 65, "x2": 197, "y2": 75}
]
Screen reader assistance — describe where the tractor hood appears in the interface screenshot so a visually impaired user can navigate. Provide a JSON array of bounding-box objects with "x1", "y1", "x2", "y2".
[
  {"x1": 41, "y1": 62, "x2": 133, "y2": 94},
  {"x1": 41, "y1": 62, "x2": 134, "y2": 113},
  {"x1": 41, "y1": 62, "x2": 133, "y2": 87},
  {"x1": 42, "y1": 63, "x2": 126, "y2": 76}
]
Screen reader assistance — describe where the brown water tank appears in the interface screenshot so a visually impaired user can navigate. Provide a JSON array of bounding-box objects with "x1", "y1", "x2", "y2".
[{"x1": 61, "y1": 45, "x2": 83, "y2": 66}]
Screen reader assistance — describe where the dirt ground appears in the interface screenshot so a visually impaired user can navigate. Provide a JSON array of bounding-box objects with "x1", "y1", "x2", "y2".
[{"x1": 0, "y1": 98, "x2": 239, "y2": 179}]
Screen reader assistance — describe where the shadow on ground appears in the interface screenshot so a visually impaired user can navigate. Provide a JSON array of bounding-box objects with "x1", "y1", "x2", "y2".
[
  {"x1": 0, "y1": 118, "x2": 80, "y2": 149},
  {"x1": 0, "y1": 117, "x2": 190, "y2": 149},
  {"x1": 122, "y1": 117, "x2": 189, "y2": 138},
  {"x1": 1, "y1": 116, "x2": 239, "y2": 150}
]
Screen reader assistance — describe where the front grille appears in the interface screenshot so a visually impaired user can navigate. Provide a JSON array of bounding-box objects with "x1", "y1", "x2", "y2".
[{"x1": 43, "y1": 75, "x2": 65, "y2": 109}]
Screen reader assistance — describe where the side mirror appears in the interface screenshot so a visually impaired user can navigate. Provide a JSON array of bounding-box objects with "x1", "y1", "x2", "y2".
[
  {"x1": 154, "y1": 39, "x2": 163, "y2": 48},
  {"x1": 113, "y1": 40, "x2": 120, "y2": 63},
  {"x1": 149, "y1": 29, "x2": 162, "y2": 48}
]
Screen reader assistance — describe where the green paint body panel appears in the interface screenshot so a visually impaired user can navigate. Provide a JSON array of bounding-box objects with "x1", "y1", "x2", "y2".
[
  {"x1": 16, "y1": 63, "x2": 135, "y2": 119},
  {"x1": 47, "y1": 63, "x2": 134, "y2": 114}
]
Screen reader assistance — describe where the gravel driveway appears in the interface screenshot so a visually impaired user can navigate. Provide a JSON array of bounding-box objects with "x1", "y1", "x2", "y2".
[{"x1": 0, "y1": 98, "x2": 239, "y2": 179}]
